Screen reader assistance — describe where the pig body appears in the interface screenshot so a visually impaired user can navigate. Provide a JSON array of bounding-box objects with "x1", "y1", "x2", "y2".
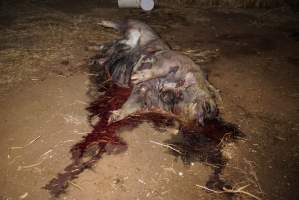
[
  {"x1": 109, "y1": 50, "x2": 219, "y2": 126},
  {"x1": 97, "y1": 20, "x2": 220, "y2": 127}
]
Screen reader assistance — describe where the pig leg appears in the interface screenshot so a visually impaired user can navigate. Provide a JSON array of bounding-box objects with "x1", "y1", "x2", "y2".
[
  {"x1": 108, "y1": 91, "x2": 143, "y2": 124},
  {"x1": 131, "y1": 64, "x2": 179, "y2": 85},
  {"x1": 99, "y1": 20, "x2": 142, "y2": 49},
  {"x1": 131, "y1": 54, "x2": 146, "y2": 72},
  {"x1": 98, "y1": 20, "x2": 121, "y2": 31}
]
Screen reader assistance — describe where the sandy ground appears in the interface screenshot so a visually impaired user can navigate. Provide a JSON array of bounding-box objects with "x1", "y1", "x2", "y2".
[{"x1": 0, "y1": 1, "x2": 298, "y2": 200}]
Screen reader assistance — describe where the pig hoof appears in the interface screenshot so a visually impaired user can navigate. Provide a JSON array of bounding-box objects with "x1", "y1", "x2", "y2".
[
  {"x1": 131, "y1": 74, "x2": 143, "y2": 84},
  {"x1": 131, "y1": 70, "x2": 150, "y2": 84},
  {"x1": 108, "y1": 110, "x2": 122, "y2": 124}
]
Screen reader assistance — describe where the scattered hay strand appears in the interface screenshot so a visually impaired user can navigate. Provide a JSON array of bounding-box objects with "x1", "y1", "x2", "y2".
[
  {"x1": 17, "y1": 160, "x2": 44, "y2": 171},
  {"x1": 40, "y1": 149, "x2": 53, "y2": 159},
  {"x1": 68, "y1": 181, "x2": 84, "y2": 191},
  {"x1": 182, "y1": 48, "x2": 220, "y2": 64},
  {"x1": 9, "y1": 136, "x2": 41, "y2": 150},
  {"x1": 19, "y1": 192, "x2": 29, "y2": 199},
  {"x1": 62, "y1": 140, "x2": 75, "y2": 143},
  {"x1": 150, "y1": 140, "x2": 182, "y2": 154},
  {"x1": 163, "y1": 167, "x2": 177, "y2": 174},
  {"x1": 196, "y1": 184, "x2": 261, "y2": 200},
  {"x1": 138, "y1": 179, "x2": 146, "y2": 185},
  {"x1": 74, "y1": 100, "x2": 88, "y2": 105},
  {"x1": 8, "y1": 155, "x2": 21, "y2": 165}
]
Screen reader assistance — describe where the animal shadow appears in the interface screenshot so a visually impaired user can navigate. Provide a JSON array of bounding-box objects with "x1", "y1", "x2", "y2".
[{"x1": 164, "y1": 119, "x2": 244, "y2": 190}]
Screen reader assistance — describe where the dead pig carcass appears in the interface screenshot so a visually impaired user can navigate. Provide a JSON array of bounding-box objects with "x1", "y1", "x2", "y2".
[
  {"x1": 44, "y1": 20, "x2": 227, "y2": 198},
  {"x1": 94, "y1": 20, "x2": 220, "y2": 128}
]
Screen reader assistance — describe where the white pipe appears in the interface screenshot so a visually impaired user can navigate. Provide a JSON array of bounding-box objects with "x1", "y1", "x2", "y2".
[
  {"x1": 118, "y1": 0, "x2": 155, "y2": 11},
  {"x1": 140, "y1": 0, "x2": 155, "y2": 11},
  {"x1": 118, "y1": 0, "x2": 139, "y2": 8}
]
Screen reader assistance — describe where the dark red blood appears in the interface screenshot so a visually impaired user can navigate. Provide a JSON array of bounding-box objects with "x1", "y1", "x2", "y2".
[
  {"x1": 44, "y1": 83, "x2": 239, "y2": 197},
  {"x1": 44, "y1": 84, "x2": 134, "y2": 197},
  {"x1": 71, "y1": 85, "x2": 132, "y2": 160}
]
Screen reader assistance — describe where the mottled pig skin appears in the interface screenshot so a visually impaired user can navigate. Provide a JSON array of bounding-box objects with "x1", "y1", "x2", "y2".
[{"x1": 97, "y1": 20, "x2": 220, "y2": 127}]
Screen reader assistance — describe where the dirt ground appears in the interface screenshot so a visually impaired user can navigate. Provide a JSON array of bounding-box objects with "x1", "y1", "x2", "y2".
[{"x1": 0, "y1": 1, "x2": 298, "y2": 200}]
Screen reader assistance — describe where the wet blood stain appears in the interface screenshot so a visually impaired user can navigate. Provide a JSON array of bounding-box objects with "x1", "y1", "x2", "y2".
[
  {"x1": 44, "y1": 74, "x2": 242, "y2": 197},
  {"x1": 43, "y1": 82, "x2": 177, "y2": 197},
  {"x1": 44, "y1": 83, "x2": 132, "y2": 196}
]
